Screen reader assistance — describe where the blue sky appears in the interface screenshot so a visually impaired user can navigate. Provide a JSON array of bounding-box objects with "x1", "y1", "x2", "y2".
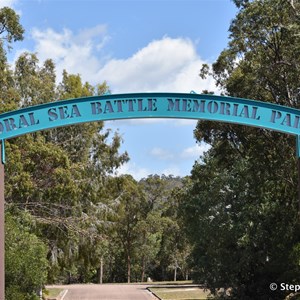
[{"x1": 2, "y1": 0, "x2": 237, "y2": 179}]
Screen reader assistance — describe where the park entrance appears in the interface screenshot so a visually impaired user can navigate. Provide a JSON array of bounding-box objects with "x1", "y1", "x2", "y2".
[{"x1": 1, "y1": 92, "x2": 300, "y2": 299}]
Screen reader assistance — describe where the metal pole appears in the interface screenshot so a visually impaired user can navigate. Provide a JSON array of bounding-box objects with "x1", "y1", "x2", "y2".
[
  {"x1": 0, "y1": 141, "x2": 5, "y2": 300},
  {"x1": 296, "y1": 136, "x2": 300, "y2": 216},
  {"x1": 298, "y1": 157, "x2": 300, "y2": 215}
]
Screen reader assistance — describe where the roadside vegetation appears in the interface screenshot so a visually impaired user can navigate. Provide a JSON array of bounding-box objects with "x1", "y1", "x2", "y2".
[
  {"x1": 149, "y1": 286, "x2": 210, "y2": 300},
  {"x1": 42, "y1": 288, "x2": 63, "y2": 300},
  {"x1": 2, "y1": 1, "x2": 300, "y2": 299}
]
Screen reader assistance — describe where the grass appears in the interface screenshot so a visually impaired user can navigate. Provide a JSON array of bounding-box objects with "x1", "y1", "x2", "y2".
[
  {"x1": 43, "y1": 288, "x2": 64, "y2": 299},
  {"x1": 149, "y1": 286, "x2": 210, "y2": 300},
  {"x1": 148, "y1": 281, "x2": 194, "y2": 285}
]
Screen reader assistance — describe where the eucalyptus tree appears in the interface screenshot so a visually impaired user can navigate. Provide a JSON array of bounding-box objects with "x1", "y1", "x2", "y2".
[
  {"x1": 0, "y1": 6, "x2": 24, "y2": 46},
  {"x1": 183, "y1": 0, "x2": 300, "y2": 299},
  {"x1": 0, "y1": 7, "x2": 24, "y2": 114},
  {"x1": 108, "y1": 175, "x2": 146, "y2": 283},
  {"x1": 4, "y1": 20, "x2": 129, "y2": 285},
  {"x1": 137, "y1": 175, "x2": 169, "y2": 282}
]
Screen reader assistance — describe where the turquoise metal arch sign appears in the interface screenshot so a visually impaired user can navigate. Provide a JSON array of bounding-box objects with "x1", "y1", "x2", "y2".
[
  {"x1": 1, "y1": 92, "x2": 300, "y2": 299},
  {"x1": 1, "y1": 92, "x2": 300, "y2": 158}
]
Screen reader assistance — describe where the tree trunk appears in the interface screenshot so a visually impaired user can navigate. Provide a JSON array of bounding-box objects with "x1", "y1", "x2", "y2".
[
  {"x1": 99, "y1": 257, "x2": 103, "y2": 284},
  {"x1": 127, "y1": 253, "x2": 131, "y2": 283},
  {"x1": 174, "y1": 259, "x2": 178, "y2": 282},
  {"x1": 141, "y1": 256, "x2": 146, "y2": 282},
  {"x1": 185, "y1": 271, "x2": 189, "y2": 281}
]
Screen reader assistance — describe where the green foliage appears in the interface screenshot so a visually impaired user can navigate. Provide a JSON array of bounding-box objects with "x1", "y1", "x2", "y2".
[
  {"x1": 0, "y1": 7, "x2": 22, "y2": 114},
  {"x1": 1, "y1": 6, "x2": 193, "y2": 292},
  {"x1": 0, "y1": 7, "x2": 24, "y2": 45},
  {"x1": 5, "y1": 213, "x2": 48, "y2": 300},
  {"x1": 214, "y1": 0, "x2": 300, "y2": 105},
  {"x1": 14, "y1": 53, "x2": 56, "y2": 106},
  {"x1": 181, "y1": 147, "x2": 300, "y2": 299},
  {"x1": 4, "y1": 48, "x2": 130, "y2": 286},
  {"x1": 106, "y1": 175, "x2": 147, "y2": 283},
  {"x1": 185, "y1": 0, "x2": 300, "y2": 299},
  {"x1": 138, "y1": 175, "x2": 191, "y2": 282}
]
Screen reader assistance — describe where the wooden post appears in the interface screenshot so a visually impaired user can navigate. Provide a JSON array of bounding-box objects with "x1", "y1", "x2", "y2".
[{"x1": 0, "y1": 141, "x2": 5, "y2": 300}]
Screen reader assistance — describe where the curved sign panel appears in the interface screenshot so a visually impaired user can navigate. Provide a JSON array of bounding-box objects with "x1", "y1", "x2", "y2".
[{"x1": 1, "y1": 92, "x2": 300, "y2": 140}]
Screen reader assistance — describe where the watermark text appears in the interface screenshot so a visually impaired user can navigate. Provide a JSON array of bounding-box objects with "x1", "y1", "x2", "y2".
[{"x1": 270, "y1": 283, "x2": 300, "y2": 292}]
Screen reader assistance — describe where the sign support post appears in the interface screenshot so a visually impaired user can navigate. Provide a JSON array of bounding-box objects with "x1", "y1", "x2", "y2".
[
  {"x1": 0, "y1": 140, "x2": 5, "y2": 300},
  {"x1": 297, "y1": 136, "x2": 300, "y2": 214}
]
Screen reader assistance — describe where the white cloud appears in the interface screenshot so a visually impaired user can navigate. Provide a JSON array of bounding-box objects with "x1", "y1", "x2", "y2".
[
  {"x1": 161, "y1": 165, "x2": 181, "y2": 177},
  {"x1": 0, "y1": 0, "x2": 18, "y2": 8},
  {"x1": 19, "y1": 27, "x2": 218, "y2": 130},
  {"x1": 106, "y1": 118, "x2": 172, "y2": 127},
  {"x1": 150, "y1": 147, "x2": 174, "y2": 160},
  {"x1": 28, "y1": 25, "x2": 109, "y2": 83},
  {"x1": 181, "y1": 143, "x2": 211, "y2": 159},
  {"x1": 174, "y1": 119, "x2": 198, "y2": 126},
  {"x1": 25, "y1": 26, "x2": 217, "y2": 94},
  {"x1": 116, "y1": 161, "x2": 183, "y2": 180},
  {"x1": 106, "y1": 118, "x2": 198, "y2": 128},
  {"x1": 97, "y1": 36, "x2": 216, "y2": 93},
  {"x1": 115, "y1": 162, "x2": 151, "y2": 180}
]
